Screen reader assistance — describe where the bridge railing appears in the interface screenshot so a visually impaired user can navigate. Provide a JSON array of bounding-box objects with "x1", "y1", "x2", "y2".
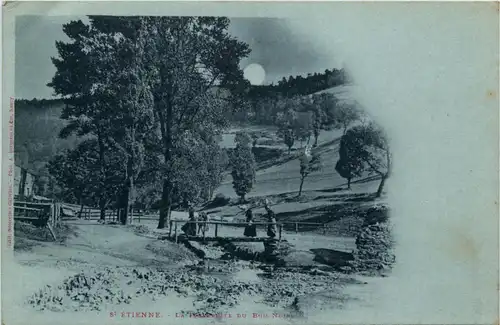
[{"x1": 167, "y1": 219, "x2": 334, "y2": 243}]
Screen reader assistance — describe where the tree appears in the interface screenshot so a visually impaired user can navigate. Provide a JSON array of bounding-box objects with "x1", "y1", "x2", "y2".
[
  {"x1": 88, "y1": 17, "x2": 156, "y2": 225},
  {"x1": 49, "y1": 17, "x2": 250, "y2": 229},
  {"x1": 47, "y1": 140, "x2": 121, "y2": 216},
  {"x1": 203, "y1": 145, "x2": 228, "y2": 201},
  {"x1": 298, "y1": 150, "x2": 321, "y2": 196},
  {"x1": 48, "y1": 19, "x2": 126, "y2": 221},
  {"x1": 276, "y1": 101, "x2": 299, "y2": 154},
  {"x1": 169, "y1": 132, "x2": 228, "y2": 207},
  {"x1": 335, "y1": 133, "x2": 364, "y2": 189},
  {"x1": 335, "y1": 103, "x2": 360, "y2": 135},
  {"x1": 311, "y1": 93, "x2": 338, "y2": 146},
  {"x1": 230, "y1": 132, "x2": 256, "y2": 202},
  {"x1": 295, "y1": 111, "x2": 313, "y2": 147},
  {"x1": 145, "y1": 17, "x2": 250, "y2": 229},
  {"x1": 339, "y1": 123, "x2": 391, "y2": 197}
]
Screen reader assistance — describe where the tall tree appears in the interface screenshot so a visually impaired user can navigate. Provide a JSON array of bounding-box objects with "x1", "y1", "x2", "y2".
[
  {"x1": 298, "y1": 151, "x2": 322, "y2": 197},
  {"x1": 335, "y1": 133, "x2": 364, "y2": 189},
  {"x1": 145, "y1": 17, "x2": 250, "y2": 229},
  {"x1": 88, "y1": 16, "x2": 156, "y2": 225},
  {"x1": 339, "y1": 123, "x2": 391, "y2": 197},
  {"x1": 230, "y1": 132, "x2": 256, "y2": 202},
  {"x1": 311, "y1": 93, "x2": 338, "y2": 146},
  {"x1": 48, "y1": 19, "x2": 117, "y2": 220}
]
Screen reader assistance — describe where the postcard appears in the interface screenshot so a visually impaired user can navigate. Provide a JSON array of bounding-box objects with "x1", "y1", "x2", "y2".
[{"x1": 2, "y1": 1, "x2": 498, "y2": 325}]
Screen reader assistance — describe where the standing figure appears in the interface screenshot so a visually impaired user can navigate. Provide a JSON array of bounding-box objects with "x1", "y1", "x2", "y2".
[
  {"x1": 188, "y1": 206, "x2": 195, "y2": 220},
  {"x1": 243, "y1": 208, "x2": 257, "y2": 237},
  {"x1": 198, "y1": 212, "x2": 210, "y2": 236},
  {"x1": 182, "y1": 206, "x2": 197, "y2": 236},
  {"x1": 264, "y1": 203, "x2": 277, "y2": 238}
]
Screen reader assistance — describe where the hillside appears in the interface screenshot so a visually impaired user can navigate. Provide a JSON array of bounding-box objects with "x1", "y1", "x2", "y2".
[
  {"x1": 14, "y1": 99, "x2": 77, "y2": 174},
  {"x1": 13, "y1": 84, "x2": 352, "y2": 169}
]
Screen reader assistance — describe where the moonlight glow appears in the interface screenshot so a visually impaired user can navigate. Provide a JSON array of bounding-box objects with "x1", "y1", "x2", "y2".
[{"x1": 243, "y1": 63, "x2": 266, "y2": 85}]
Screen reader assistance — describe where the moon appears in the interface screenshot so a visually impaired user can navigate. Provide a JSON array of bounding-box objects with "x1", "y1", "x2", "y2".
[{"x1": 243, "y1": 63, "x2": 266, "y2": 85}]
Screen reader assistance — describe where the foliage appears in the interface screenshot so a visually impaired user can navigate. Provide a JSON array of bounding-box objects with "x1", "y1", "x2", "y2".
[
  {"x1": 298, "y1": 151, "x2": 322, "y2": 196},
  {"x1": 337, "y1": 122, "x2": 391, "y2": 196},
  {"x1": 234, "y1": 131, "x2": 252, "y2": 148},
  {"x1": 47, "y1": 140, "x2": 121, "y2": 207},
  {"x1": 204, "y1": 193, "x2": 231, "y2": 210},
  {"x1": 335, "y1": 131, "x2": 365, "y2": 189},
  {"x1": 48, "y1": 16, "x2": 250, "y2": 228},
  {"x1": 309, "y1": 93, "x2": 338, "y2": 146},
  {"x1": 274, "y1": 97, "x2": 315, "y2": 152},
  {"x1": 246, "y1": 68, "x2": 347, "y2": 99},
  {"x1": 230, "y1": 132, "x2": 256, "y2": 201},
  {"x1": 335, "y1": 103, "x2": 361, "y2": 135}
]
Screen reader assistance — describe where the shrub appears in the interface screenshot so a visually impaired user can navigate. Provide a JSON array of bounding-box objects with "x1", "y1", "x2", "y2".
[
  {"x1": 350, "y1": 221, "x2": 395, "y2": 274},
  {"x1": 204, "y1": 193, "x2": 231, "y2": 209}
]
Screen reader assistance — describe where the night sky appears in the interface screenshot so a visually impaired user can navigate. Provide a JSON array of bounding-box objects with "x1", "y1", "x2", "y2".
[{"x1": 15, "y1": 16, "x2": 339, "y2": 99}]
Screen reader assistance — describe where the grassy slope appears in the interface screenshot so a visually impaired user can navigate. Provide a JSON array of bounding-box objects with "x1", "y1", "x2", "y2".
[{"x1": 212, "y1": 83, "x2": 386, "y2": 232}]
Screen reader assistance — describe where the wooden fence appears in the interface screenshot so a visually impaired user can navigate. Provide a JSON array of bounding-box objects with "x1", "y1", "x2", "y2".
[
  {"x1": 14, "y1": 200, "x2": 63, "y2": 240},
  {"x1": 14, "y1": 201, "x2": 61, "y2": 227}
]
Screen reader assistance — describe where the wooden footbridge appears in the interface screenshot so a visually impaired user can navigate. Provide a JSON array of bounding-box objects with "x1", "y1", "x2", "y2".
[{"x1": 164, "y1": 219, "x2": 333, "y2": 243}]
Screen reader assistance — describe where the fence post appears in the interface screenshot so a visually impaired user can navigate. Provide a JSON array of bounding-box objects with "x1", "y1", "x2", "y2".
[
  {"x1": 168, "y1": 220, "x2": 172, "y2": 239},
  {"x1": 215, "y1": 223, "x2": 218, "y2": 238},
  {"x1": 174, "y1": 221, "x2": 178, "y2": 243},
  {"x1": 202, "y1": 222, "x2": 206, "y2": 242},
  {"x1": 49, "y1": 204, "x2": 53, "y2": 227},
  {"x1": 55, "y1": 203, "x2": 60, "y2": 226},
  {"x1": 295, "y1": 222, "x2": 298, "y2": 233}
]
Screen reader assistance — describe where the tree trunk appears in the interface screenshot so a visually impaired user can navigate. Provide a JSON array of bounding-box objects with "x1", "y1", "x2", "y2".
[
  {"x1": 158, "y1": 179, "x2": 172, "y2": 229},
  {"x1": 298, "y1": 176, "x2": 305, "y2": 197},
  {"x1": 78, "y1": 200, "x2": 84, "y2": 219},
  {"x1": 376, "y1": 175, "x2": 387, "y2": 197},
  {"x1": 99, "y1": 197, "x2": 106, "y2": 221},
  {"x1": 120, "y1": 156, "x2": 134, "y2": 225},
  {"x1": 288, "y1": 146, "x2": 291, "y2": 155},
  {"x1": 97, "y1": 134, "x2": 107, "y2": 221},
  {"x1": 208, "y1": 185, "x2": 214, "y2": 201},
  {"x1": 118, "y1": 185, "x2": 129, "y2": 225},
  {"x1": 19, "y1": 168, "x2": 27, "y2": 198},
  {"x1": 157, "y1": 88, "x2": 174, "y2": 229},
  {"x1": 347, "y1": 177, "x2": 351, "y2": 190},
  {"x1": 313, "y1": 134, "x2": 319, "y2": 147}
]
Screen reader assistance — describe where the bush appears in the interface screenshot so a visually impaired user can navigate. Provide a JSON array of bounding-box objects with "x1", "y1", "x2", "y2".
[
  {"x1": 204, "y1": 193, "x2": 231, "y2": 209},
  {"x1": 363, "y1": 205, "x2": 389, "y2": 226},
  {"x1": 14, "y1": 221, "x2": 53, "y2": 242},
  {"x1": 251, "y1": 147, "x2": 283, "y2": 163},
  {"x1": 350, "y1": 221, "x2": 395, "y2": 274}
]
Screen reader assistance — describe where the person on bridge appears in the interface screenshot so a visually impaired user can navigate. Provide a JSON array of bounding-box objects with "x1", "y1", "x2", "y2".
[
  {"x1": 188, "y1": 206, "x2": 195, "y2": 220},
  {"x1": 243, "y1": 208, "x2": 257, "y2": 237},
  {"x1": 197, "y1": 212, "x2": 209, "y2": 236},
  {"x1": 264, "y1": 203, "x2": 277, "y2": 238},
  {"x1": 182, "y1": 206, "x2": 197, "y2": 236}
]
